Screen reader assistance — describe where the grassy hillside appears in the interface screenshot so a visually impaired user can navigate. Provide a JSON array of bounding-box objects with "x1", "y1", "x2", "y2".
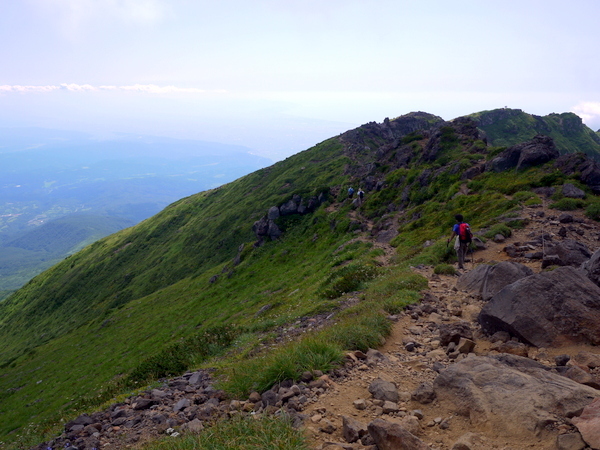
[
  {"x1": 469, "y1": 108, "x2": 600, "y2": 159},
  {"x1": 0, "y1": 214, "x2": 134, "y2": 296},
  {"x1": 1, "y1": 111, "x2": 599, "y2": 447}
]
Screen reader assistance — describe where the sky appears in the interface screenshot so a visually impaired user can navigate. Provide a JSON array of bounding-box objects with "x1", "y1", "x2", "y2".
[{"x1": 1, "y1": 0, "x2": 600, "y2": 160}]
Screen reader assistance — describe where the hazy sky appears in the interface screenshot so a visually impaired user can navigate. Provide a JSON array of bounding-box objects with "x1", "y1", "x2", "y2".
[{"x1": 1, "y1": 0, "x2": 599, "y2": 160}]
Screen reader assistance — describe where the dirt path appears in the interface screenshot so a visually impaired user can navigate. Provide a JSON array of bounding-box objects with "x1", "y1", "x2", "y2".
[{"x1": 303, "y1": 201, "x2": 600, "y2": 450}]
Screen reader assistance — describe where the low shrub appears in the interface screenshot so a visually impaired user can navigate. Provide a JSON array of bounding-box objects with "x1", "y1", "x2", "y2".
[
  {"x1": 586, "y1": 202, "x2": 600, "y2": 221},
  {"x1": 380, "y1": 289, "x2": 421, "y2": 315},
  {"x1": 433, "y1": 264, "x2": 456, "y2": 275},
  {"x1": 126, "y1": 326, "x2": 239, "y2": 385},
  {"x1": 320, "y1": 264, "x2": 379, "y2": 299},
  {"x1": 483, "y1": 223, "x2": 512, "y2": 239},
  {"x1": 141, "y1": 415, "x2": 308, "y2": 450},
  {"x1": 550, "y1": 198, "x2": 585, "y2": 211}
]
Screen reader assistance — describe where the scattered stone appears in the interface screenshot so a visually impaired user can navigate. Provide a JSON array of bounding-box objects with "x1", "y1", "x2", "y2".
[
  {"x1": 456, "y1": 337, "x2": 476, "y2": 354},
  {"x1": 342, "y1": 415, "x2": 367, "y2": 443},
  {"x1": 382, "y1": 401, "x2": 399, "y2": 414},
  {"x1": 451, "y1": 432, "x2": 484, "y2": 450},
  {"x1": 368, "y1": 378, "x2": 399, "y2": 403},
  {"x1": 368, "y1": 418, "x2": 429, "y2": 450},
  {"x1": 319, "y1": 419, "x2": 337, "y2": 434},
  {"x1": 556, "y1": 432, "x2": 587, "y2": 450},
  {"x1": 438, "y1": 321, "x2": 473, "y2": 346},
  {"x1": 411, "y1": 383, "x2": 436, "y2": 405}
]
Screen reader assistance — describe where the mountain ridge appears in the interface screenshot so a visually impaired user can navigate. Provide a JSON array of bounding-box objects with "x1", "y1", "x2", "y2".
[{"x1": 2, "y1": 108, "x2": 600, "y2": 447}]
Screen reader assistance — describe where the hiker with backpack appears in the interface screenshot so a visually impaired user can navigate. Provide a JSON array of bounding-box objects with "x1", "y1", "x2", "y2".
[
  {"x1": 447, "y1": 214, "x2": 472, "y2": 270},
  {"x1": 348, "y1": 187, "x2": 355, "y2": 199},
  {"x1": 357, "y1": 188, "x2": 364, "y2": 205}
]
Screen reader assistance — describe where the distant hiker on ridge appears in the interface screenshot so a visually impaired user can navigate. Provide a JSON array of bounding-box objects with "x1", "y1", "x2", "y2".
[
  {"x1": 357, "y1": 188, "x2": 364, "y2": 205},
  {"x1": 447, "y1": 214, "x2": 472, "y2": 270},
  {"x1": 348, "y1": 187, "x2": 354, "y2": 199}
]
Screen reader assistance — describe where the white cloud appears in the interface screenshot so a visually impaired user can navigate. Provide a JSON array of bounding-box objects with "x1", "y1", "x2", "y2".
[
  {"x1": 0, "y1": 83, "x2": 225, "y2": 95},
  {"x1": 572, "y1": 102, "x2": 600, "y2": 124},
  {"x1": 32, "y1": 0, "x2": 168, "y2": 33},
  {"x1": 118, "y1": 84, "x2": 212, "y2": 94},
  {"x1": 0, "y1": 85, "x2": 59, "y2": 93}
]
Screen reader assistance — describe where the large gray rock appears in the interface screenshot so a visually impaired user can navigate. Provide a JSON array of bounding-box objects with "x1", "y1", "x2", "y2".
[
  {"x1": 342, "y1": 415, "x2": 368, "y2": 443},
  {"x1": 433, "y1": 354, "x2": 598, "y2": 438},
  {"x1": 556, "y1": 153, "x2": 600, "y2": 193},
  {"x1": 456, "y1": 261, "x2": 534, "y2": 301},
  {"x1": 279, "y1": 198, "x2": 298, "y2": 215},
  {"x1": 368, "y1": 378, "x2": 399, "y2": 403},
  {"x1": 486, "y1": 135, "x2": 559, "y2": 172},
  {"x1": 267, "y1": 206, "x2": 280, "y2": 220},
  {"x1": 582, "y1": 248, "x2": 600, "y2": 288},
  {"x1": 479, "y1": 266, "x2": 600, "y2": 347},
  {"x1": 367, "y1": 418, "x2": 429, "y2": 450},
  {"x1": 563, "y1": 183, "x2": 586, "y2": 199},
  {"x1": 544, "y1": 239, "x2": 592, "y2": 268}
]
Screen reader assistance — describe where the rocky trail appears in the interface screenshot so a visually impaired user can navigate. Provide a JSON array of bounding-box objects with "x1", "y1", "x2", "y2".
[{"x1": 32, "y1": 198, "x2": 600, "y2": 450}]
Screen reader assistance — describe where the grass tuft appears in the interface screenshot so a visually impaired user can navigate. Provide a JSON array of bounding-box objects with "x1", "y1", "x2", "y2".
[{"x1": 140, "y1": 415, "x2": 309, "y2": 450}]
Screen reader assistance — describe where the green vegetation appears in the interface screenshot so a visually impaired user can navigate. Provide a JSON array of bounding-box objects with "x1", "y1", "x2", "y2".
[
  {"x1": 483, "y1": 224, "x2": 512, "y2": 239},
  {"x1": 470, "y1": 109, "x2": 600, "y2": 159},
  {"x1": 586, "y1": 202, "x2": 600, "y2": 221},
  {"x1": 2, "y1": 110, "x2": 600, "y2": 448},
  {"x1": 0, "y1": 214, "x2": 133, "y2": 292},
  {"x1": 550, "y1": 198, "x2": 586, "y2": 211},
  {"x1": 434, "y1": 264, "x2": 457, "y2": 275},
  {"x1": 140, "y1": 415, "x2": 309, "y2": 450}
]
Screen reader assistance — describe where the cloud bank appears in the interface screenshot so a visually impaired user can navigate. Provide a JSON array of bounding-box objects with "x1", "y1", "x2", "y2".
[
  {"x1": 572, "y1": 102, "x2": 600, "y2": 125},
  {"x1": 0, "y1": 84, "x2": 223, "y2": 94}
]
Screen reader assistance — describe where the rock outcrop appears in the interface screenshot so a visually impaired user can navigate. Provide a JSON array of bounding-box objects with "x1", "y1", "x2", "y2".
[
  {"x1": 433, "y1": 354, "x2": 599, "y2": 437},
  {"x1": 486, "y1": 135, "x2": 560, "y2": 172},
  {"x1": 456, "y1": 261, "x2": 534, "y2": 301},
  {"x1": 479, "y1": 266, "x2": 600, "y2": 347},
  {"x1": 252, "y1": 191, "x2": 328, "y2": 243}
]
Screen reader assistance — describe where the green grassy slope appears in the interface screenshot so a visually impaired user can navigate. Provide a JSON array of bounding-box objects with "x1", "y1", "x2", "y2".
[
  {"x1": 469, "y1": 108, "x2": 600, "y2": 159},
  {"x1": 1, "y1": 110, "x2": 599, "y2": 446},
  {"x1": 0, "y1": 214, "x2": 133, "y2": 294}
]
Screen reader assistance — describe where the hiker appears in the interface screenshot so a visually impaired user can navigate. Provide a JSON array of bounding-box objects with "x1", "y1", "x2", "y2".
[
  {"x1": 348, "y1": 187, "x2": 354, "y2": 199},
  {"x1": 357, "y1": 188, "x2": 364, "y2": 205},
  {"x1": 447, "y1": 214, "x2": 472, "y2": 270}
]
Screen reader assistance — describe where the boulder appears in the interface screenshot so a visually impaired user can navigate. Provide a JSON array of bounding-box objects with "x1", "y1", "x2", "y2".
[
  {"x1": 486, "y1": 135, "x2": 559, "y2": 172},
  {"x1": 433, "y1": 354, "x2": 598, "y2": 438},
  {"x1": 479, "y1": 266, "x2": 600, "y2": 347},
  {"x1": 342, "y1": 415, "x2": 367, "y2": 443},
  {"x1": 279, "y1": 199, "x2": 298, "y2": 215},
  {"x1": 556, "y1": 153, "x2": 600, "y2": 193},
  {"x1": 573, "y1": 398, "x2": 600, "y2": 449},
  {"x1": 368, "y1": 378, "x2": 399, "y2": 403},
  {"x1": 411, "y1": 383, "x2": 436, "y2": 404},
  {"x1": 267, "y1": 206, "x2": 280, "y2": 220},
  {"x1": 544, "y1": 240, "x2": 592, "y2": 268},
  {"x1": 563, "y1": 183, "x2": 586, "y2": 199},
  {"x1": 556, "y1": 432, "x2": 587, "y2": 450},
  {"x1": 438, "y1": 321, "x2": 473, "y2": 346},
  {"x1": 582, "y1": 248, "x2": 600, "y2": 288},
  {"x1": 367, "y1": 418, "x2": 429, "y2": 450},
  {"x1": 456, "y1": 261, "x2": 534, "y2": 301},
  {"x1": 252, "y1": 216, "x2": 269, "y2": 237}
]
